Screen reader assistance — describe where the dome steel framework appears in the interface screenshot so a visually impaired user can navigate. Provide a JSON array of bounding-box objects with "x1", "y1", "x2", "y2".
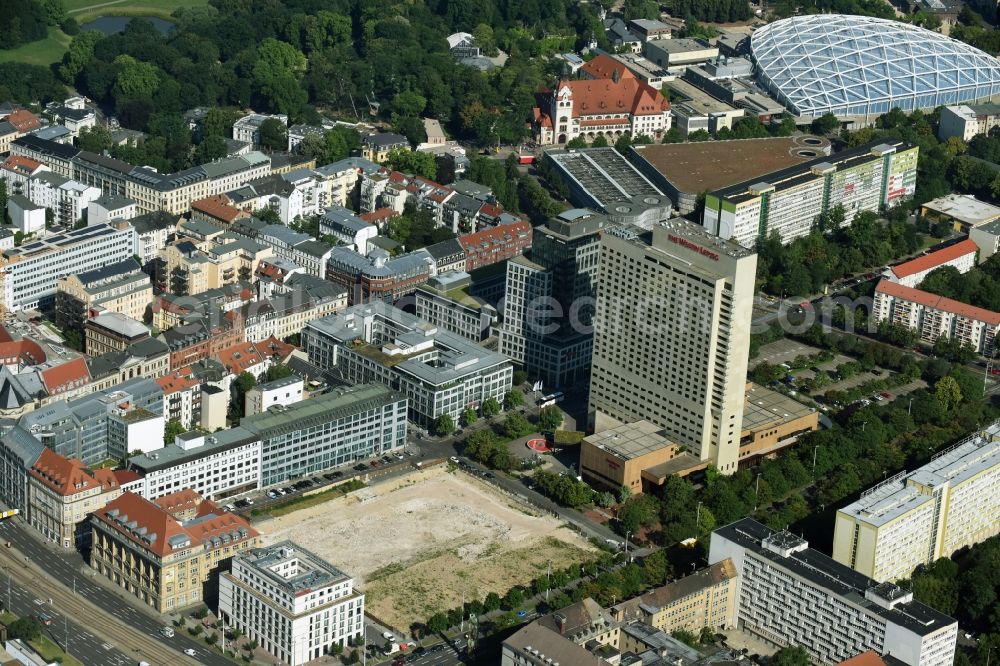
[{"x1": 750, "y1": 14, "x2": 1000, "y2": 118}]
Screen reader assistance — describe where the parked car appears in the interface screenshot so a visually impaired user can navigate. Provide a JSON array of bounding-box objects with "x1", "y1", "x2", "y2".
[
  {"x1": 370, "y1": 460, "x2": 380, "y2": 468},
  {"x1": 450, "y1": 456, "x2": 460, "y2": 463},
  {"x1": 333, "y1": 470, "x2": 344, "y2": 478},
  {"x1": 267, "y1": 490, "x2": 279, "y2": 499},
  {"x1": 244, "y1": 498, "x2": 254, "y2": 505},
  {"x1": 354, "y1": 463, "x2": 368, "y2": 471}
]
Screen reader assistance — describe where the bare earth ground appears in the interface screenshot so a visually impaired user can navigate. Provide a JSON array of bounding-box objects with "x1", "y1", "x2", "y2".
[{"x1": 257, "y1": 467, "x2": 598, "y2": 629}]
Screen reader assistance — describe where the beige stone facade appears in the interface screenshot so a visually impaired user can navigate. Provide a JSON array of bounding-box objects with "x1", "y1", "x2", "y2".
[{"x1": 90, "y1": 490, "x2": 260, "y2": 613}]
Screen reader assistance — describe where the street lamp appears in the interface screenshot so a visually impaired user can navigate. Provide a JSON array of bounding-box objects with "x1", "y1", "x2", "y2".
[
  {"x1": 695, "y1": 501, "x2": 702, "y2": 537},
  {"x1": 753, "y1": 473, "x2": 761, "y2": 512}
]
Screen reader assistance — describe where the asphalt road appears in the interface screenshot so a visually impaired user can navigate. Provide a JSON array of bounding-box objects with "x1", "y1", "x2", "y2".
[
  {"x1": 0, "y1": 519, "x2": 223, "y2": 666},
  {"x1": 0, "y1": 566, "x2": 133, "y2": 666}
]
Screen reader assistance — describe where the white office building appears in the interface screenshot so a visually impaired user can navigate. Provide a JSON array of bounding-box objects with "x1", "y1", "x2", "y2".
[
  {"x1": 588, "y1": 220, "x2": 756, "y2": 474},
  {"x1": 232, "y1": 113, "x2": 289, "y2": 149},
  {"x1": 833, "y1": 422, "x2": 1000, "y2": 583},
  {"x1": 0, "y1": 221, "x2": 136, "y2": 311},
  {"x1": 219, "y1": 540, "x2": 365, "y2": 666},
  {"x1": 245, "y1": 376, "x2": 304, "y2": 417},
  {"x1": 710, "y1": 518, "x2": 958, "y2": 666},
  {"x1": 128, "y1": 429, "x2": 262, "y2": 501},
  {"x1": 27, "y1": 171, "x2": 101, "y2": 226}
]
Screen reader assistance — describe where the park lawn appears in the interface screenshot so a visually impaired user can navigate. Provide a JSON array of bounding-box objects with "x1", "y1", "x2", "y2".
[
  {"x1": 68, "y1": 0, "x2": 210, "y2": 22},
  {"x1": 0, "y1": 27, "x2": 72, "y2": 66}
]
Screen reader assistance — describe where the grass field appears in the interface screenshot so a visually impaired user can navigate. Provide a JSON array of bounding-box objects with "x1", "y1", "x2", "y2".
[
  {"x1": 257, "y1": 467, "x2": 598, "y2": 631},
  {"x1": 67, "y1": 0, "x2": 210, "y2": 22},
  {"x1": 0, "y1": 27, "x2": 72, "y2": 66},
  {"x1": 0, "y1": 0, "x2": 210, "y2": 66}
]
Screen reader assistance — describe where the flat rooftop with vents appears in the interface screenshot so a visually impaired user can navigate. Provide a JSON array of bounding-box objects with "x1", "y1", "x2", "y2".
[
  {"x1": 544, "y1": 147, "x2": 665, "y2": 210},
  {"x1": 241, "y1": 540, "x2": 350, "y2": 595},
  {"x1": 631, "y1": 136, "x2": 831, "y2": 213}
]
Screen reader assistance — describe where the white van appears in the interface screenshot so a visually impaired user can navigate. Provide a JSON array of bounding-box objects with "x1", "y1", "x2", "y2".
[{"x1": 160, "y1": 626, "x2": 174, "y2": 638}]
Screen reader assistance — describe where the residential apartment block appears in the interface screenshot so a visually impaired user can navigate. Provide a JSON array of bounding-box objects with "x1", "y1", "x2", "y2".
[
  {"x1": 162, "y1": 234, "x2": 272, "y2": 296},
  {"x1": 219, "y1": 541, "x2": 365, "y2": 665},
  {"x1": 882, "y1": 239, "x2": 978, "y2": 288},
  {"x1": 326, "y1": 247, "x2": 433, "y2": 305},
  {"x1": 303, "y1": 303, "x2": 511, "y2": 426},
  {"x1": 611, "y1": 558, "x2": 738, "y2": 634},
  {"x1": 0, "y1": 221, "x2": 136, "y2": 312},
  {"x1": 937, "y1": 104, "x2": 1000, "y2": 141},
  {"x1": 27, "y1": 171, "x2": 100, "y2": 226},
  {"x1": 709, "y1": 518, "x2": 957, "y2": 666},
  {"x1": 90, "y1": 490, "x2": 260, "y2": 612},
  {"x1": 873, "y1": 279, "x2": 999, "y2": 355},
  {"x1": 13, "y1": 137, "x2": 273, "y2": 216},
  {"x1": 500, "y1": 209, "x2": 605, "y2": 388},
  {"x1": 833, "y1": 423, "x2": 1000, "y2": 582},
  {"x1": 588, "y1": 221, "x2": 756, "y2": 474},
  {"x1": 55, "y1": 259, "x2": 152, "y2": 332},
  {"x1": 703, "y1": 141, "x2": 918, "y2": 248},
  {"x1": 27, "y1": 448, "x2": 130, "y2": 548},
  {"x1": 459, "y1": 219, "x2": 534, "y2": 272}
]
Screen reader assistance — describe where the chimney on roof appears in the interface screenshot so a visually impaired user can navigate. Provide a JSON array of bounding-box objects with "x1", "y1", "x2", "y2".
[
  {"x1": 612, "y1": 68, "x2": 621, "y2": 84},
  {"x1": 554, "y1": 612, "x2": 567, "y2": 634}
]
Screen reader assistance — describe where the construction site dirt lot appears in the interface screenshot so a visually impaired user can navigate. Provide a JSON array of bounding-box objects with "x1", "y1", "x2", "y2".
[{"x1": 257, "y1": 466, "x2": 598, "y2": 630}]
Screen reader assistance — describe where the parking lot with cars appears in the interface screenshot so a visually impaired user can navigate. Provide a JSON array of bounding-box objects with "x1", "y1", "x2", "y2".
[{"x1": 228, "y1": 449, "x2": 421, "y2": 512}]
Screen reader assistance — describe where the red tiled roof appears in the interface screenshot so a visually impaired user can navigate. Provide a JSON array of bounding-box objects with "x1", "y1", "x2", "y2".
[
  {"x1": 6, "y1": 109, "x2": 40, "y2": 133},
  {"x1": 459, "y1": 219, "x2": 533, "y2": 250},
  {"x1": 1, "y1": 155, "x2": 44, "y2": 176},
  {"x1": 891, "y1": 239, "x2": 978, "y2": 279},
  {"x1": 191, "y1": 195, "x2": 247, "y2": 223},
  {"x1": 96, "y1": 492, "x2": 186, "y2": 557},
  {"x1": 0, "y1": 325, "x2": 12, "y2": 344},
  {"x1": 95, "y1": 491, "x2": 258, "y2": 559},
  {"x1": 216, "y1": 336, "x2": 293, "y2": 375},
  {"x1": 155, "y1": 368, "x2": 199, "y2": 395},
  {"x1": 113, "y1": 469, "x2": 141, "y2": 486},
  {"x1": 29, "y1": 448, "x2": 120, "y2": 497},
  {"x1": 876, "y1": 279, "x2": 1000, "y2": 325},
  {"x1": 579, "y1": 54, "x2": 635, "y2": 82},
  {"x1": 41, "y1": 357, "x2": 90, "y2": 395},
  {"x1": 0, "y1": 339, "x2": 46, "y2": 367},
  {"x1": 154, "y1": 488, "x2": 203, "y2": 517},
  {"x1": 837, "y1": 652, "x2": 888, "y2": 666},
  {"x1": 557, "y1": 77, "x2": 669, "y2": 118},
  {"x1": 359, "y1": 208, "x2": 398, "y2": 223}
]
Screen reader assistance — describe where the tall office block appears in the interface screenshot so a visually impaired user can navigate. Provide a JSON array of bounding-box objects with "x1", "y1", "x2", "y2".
[
  {"x1": 710, "y1": 518, "x2": 957, "y2": 666},
  {"x1": 833, "y1": 423, "x2": 1000, "y2": 582},
  {"x1": 588, "y1": 220, "x2": 756, "y2": 474},
  {"x1": 500, "y1": 208, "x2": 607, "y2": 388}
]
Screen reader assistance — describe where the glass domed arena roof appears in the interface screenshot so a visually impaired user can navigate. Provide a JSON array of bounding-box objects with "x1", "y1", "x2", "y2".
[{"x1": 750, "y1": 14, "x2": 1000, "y2": 118}]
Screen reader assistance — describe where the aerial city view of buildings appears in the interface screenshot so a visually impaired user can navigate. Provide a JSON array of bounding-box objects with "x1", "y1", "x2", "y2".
[{"x1": 1, "y1": 1, "x2": 1000, "y2": 666}]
